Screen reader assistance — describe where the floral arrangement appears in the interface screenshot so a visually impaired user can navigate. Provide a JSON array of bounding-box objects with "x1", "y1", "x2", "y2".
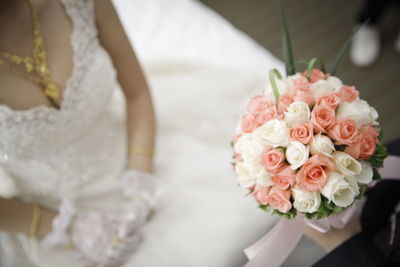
[{"x1": 231, "y1": 1, "x2": 388, "y2": 220}]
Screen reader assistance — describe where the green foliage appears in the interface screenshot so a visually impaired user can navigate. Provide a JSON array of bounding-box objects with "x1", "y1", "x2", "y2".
[
  {"x1": 306, "y1": 58, "x2": 326, "y2": 79},
  {"x1": 258, "y1": 194, "x2": 356, "y2": 220},
  {"x1": 377, "y1": 127, "x2": 383, "y2": 142},
  {"x1": 269, "y1": 69, "x2": 283, "y2": 102},
  {"x1": 368, "y1": 142, "x2": 388, "y2": 168},
  {"x1": 258, "y1": 204, "x2": 297, "y2": 219},
  {"x1": 279, "y1": 0, "x2": 295, "y2": 76},
  {"x1": 259, "y1": 204, "x2": 271, "y2": 212},
  {"x1": 372, "y1": 167, "x2": 382, "y2": 180},
  {"x1": 272, "y1": 207, "x2": 297, "y2": 219},
  {"x1": 357, "y1": 184, "x2": 368, "y2": 199},
  {"x1": 305, "y1": 196, "x2": 345, "y2": 220}
]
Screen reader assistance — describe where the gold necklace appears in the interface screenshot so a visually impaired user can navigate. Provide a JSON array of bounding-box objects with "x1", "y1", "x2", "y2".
[{"x1": 0, "y1": 0, "x2": 60, "y2": 103}]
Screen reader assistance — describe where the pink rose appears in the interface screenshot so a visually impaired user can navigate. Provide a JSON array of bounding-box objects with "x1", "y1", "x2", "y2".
[
  {"x1": 361, "y1": 125, "x2": 379, "y2": 144},
  {"x1": 328, "y1": 118, "x2": 359, "y2": 146},
  {"x1": 272, "y1": 165, "x2": 296, "y2": 190},
  {"x1": 277, "y1": 93, "x2": 294, "y2": 114},
  {"x1": 344, "y1": 144, "x2": 360, "y2": 160},
  {"x1": 360, "y1": 137, "x2": 376, "y2": 160},
  {"x1": 302, "y1": 69, "x2": 329, "y2": 83},
  {"x1": 293, "y1": 91, "x2": 315, "y2": 107},
  {"x1": 317, "y1": 92, "x2": 341, "y2": 110},
  {"x1": 339, "y1": 85, "x2": 359, "y2": 103},
  {"x1": 247, "y1": 95, "x2": 272, "y2": 114},
  {"x1": 241, "y1": 113, "x2": 258, "y2": 133},
  {"x1": 345, "y1": 126, "x2": 377, "y2": 160},
  {"x1": 253, "y1": 185, "x2": 271, "y2": 205},
  {"x1": 310, "y1": 104, "x2": 335, "y2": 133},
  {"x1": 259, "y1": 147, "x2": 285, "y2": 173},
  {"x1": 288, "y1": 76, "x2": 310, "y2": 94},
  {"x1": 296, "y1": 154, "x2": 335, "y2": 192},
  {"x1": 255, "y1": 106, "x2": 278, "y2": 125},
  {"x1": 289, "y1": 123, "x2": 313, "y2": 145},
  {"x1": 267, "y1": 186, "x2": 292, "y2": 213}
]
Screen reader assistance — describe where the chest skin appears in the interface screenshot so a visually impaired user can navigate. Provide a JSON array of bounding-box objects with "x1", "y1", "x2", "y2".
[{"x1": 0, "y1": 0, "x2": 74, "y2": 110}]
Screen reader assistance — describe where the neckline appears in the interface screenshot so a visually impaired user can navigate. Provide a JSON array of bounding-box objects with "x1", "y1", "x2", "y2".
[{"x1": 0, "y1": 0, "x2": 77, "y2": 116}]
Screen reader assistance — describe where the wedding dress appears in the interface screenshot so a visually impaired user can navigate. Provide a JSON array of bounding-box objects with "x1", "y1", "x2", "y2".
[
  {"x1": 0, "y1": 0, "x2": 164, "y2": 266},
  {"x1": 0, "y1": 0, "x2": 285, "y2": 266}
]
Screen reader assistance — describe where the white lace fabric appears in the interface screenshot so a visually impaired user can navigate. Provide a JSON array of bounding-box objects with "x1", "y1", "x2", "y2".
[
  {"x1": 0, "y1": 0, "x2": 125, "y2": 205},
  {"x1": 0, "y1": 0, "x2": 165, "y2": 266}
]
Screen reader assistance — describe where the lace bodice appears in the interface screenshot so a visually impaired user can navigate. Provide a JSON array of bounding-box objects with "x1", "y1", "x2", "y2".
[{"x1": 0, "y1": 0, "x2": 128, "y2": 209}]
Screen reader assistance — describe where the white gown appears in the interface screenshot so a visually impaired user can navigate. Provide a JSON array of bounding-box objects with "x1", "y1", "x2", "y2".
[{"x1": 0, "y1": 0, "x2": 284, "y2": 266}]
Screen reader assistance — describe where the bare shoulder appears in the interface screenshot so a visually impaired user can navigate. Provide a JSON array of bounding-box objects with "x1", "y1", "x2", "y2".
[{"x1": 94, "y1": 0, "x2": 120, "y2": 26}]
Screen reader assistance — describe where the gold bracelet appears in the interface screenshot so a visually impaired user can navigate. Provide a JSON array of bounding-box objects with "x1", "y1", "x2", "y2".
[
  {"x1": 28, "y1": 205, "x2": 41, "y2": 238},
  {"x1": 129, "y1": 146, "x2": 155, "y2": 156}
]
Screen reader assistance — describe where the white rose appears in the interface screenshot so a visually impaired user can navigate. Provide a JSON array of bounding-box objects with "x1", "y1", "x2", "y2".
[
  {"x1": 286, "y1": 141, "x2": 309, "y2": 170},
  {"x1": 344, "y1": 175, "x2": 360, "y2": 197},
  {"x1": 254, "y1": 119, "x2": 289, "y2": 148},
  {"x1": 309, "y1": 76, "x2": 341, "y2": 100},
  {"x1": 234, "y1": 134, "x2": 264, "y2": 162},
  {"x1": 309, "y1": 134, "x2": 335, "y2": 157},
  {"x1": 236, "y1": 161, "x2": 273, "y2": 188},
  {"x1": 264, "y1": 78, "x2": 288, "y2": 104},
  {"x1": 236, "y1": 162, "x2": 255, "y2": 187},
  {"x1": 320, "y1": 172, "x2": 357, "y2": 208},
  {"x1": 333, "y1": 151, "x2": 362, "y2": 176},
  {"x1": 284, "y1": 101, "x2": 311, "y2": 127},
  {"x1": 356, "y1": 161, "x2": 373, "y2": 184},
  {"x1": 292, "y1": 187, "x2": 321, "y2": 213},
  {"x1": 327, "y1": 76, "x2": 344, "y2": 92},
  {"x1": 370, "y1": 106, "x2": 379, "y2": 126},
  {"x1": 255, "y1": 167, "x2": 274, "y2": 187},
  {"x1": 336, "y1": 99, "x2": 379, "y2": 128}
]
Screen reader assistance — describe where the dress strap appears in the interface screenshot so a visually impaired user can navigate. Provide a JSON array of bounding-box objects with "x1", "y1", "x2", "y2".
[{"x1": 59, "y1": 0, "x2": 99, "y2": 109}]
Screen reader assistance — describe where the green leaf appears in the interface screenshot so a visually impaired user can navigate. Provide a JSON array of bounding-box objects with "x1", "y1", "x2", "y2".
[
  {"x1": 332, "y1": 206, "x2": 344, "y2": 215},
  {"x1": 306, "y1": 58, "x2": 326, "y2": 79},
  {"x1": 357, "y1": 184, "x2": 368, "y2": 199},
  {"x1": 329, "y1": 22, "x2": 368, "y2": 75},
  {"x1": 372, "y1": 167, "x2": 382, "y2": 180},
  {"x1": 316, "y1": 200, "x2": 329, "y2": 219},
  {"x1": 377, "y1": 127, "x2": 383, "y2": 142},
  {"x1": 279, "y1": 0, "x2": 295, "y2": 76},
  {"x1": 368, "y1": 143, "x2": 388, "y2": 168},
  {"x1": 258, "y1": 204, "x2": 270, "y2": 212},
  {"x1": 269, "y1": 68, "x2": 283, "y2": 102}
]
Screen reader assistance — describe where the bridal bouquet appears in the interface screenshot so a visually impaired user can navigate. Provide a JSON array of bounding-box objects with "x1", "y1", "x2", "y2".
[{"x1": 232, "y1": 1, "x2": 387, "y2": 220}]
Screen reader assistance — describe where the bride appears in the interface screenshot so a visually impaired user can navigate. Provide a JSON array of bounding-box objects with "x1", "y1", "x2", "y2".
[
  {"x1": 0, "y1": 0, "x2": 166, "y2": 266},
  {"x1": 0, "y1": 0, "x2": 298, "y2": 266}
]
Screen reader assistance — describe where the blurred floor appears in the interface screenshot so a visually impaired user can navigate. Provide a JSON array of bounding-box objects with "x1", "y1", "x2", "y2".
[{"x1": 199, "y1": 0, "x2": 400, "y2": 143}]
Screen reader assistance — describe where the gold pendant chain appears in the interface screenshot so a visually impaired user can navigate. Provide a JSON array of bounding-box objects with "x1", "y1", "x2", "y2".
[{"x1": 0, "y1": 0, "x2": 60, "y2": 102}]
